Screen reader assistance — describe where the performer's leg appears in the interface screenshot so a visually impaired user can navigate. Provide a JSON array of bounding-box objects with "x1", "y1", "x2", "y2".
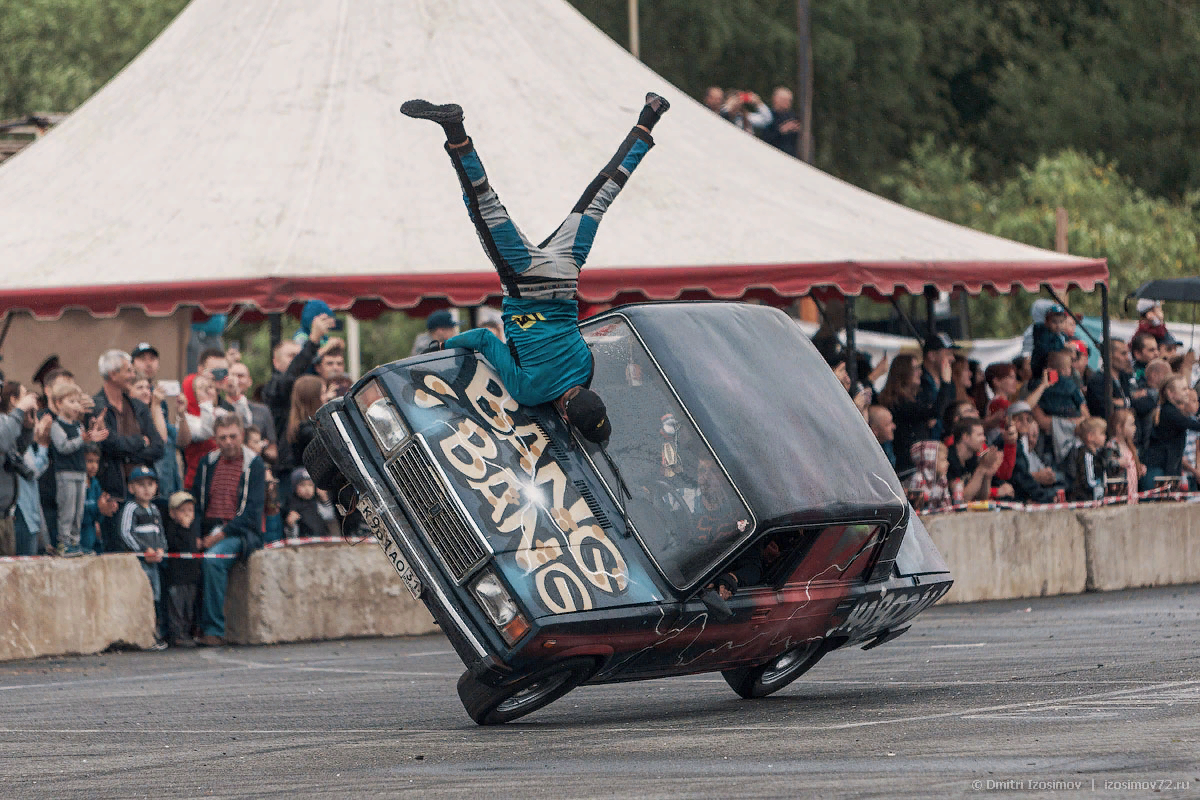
[
  {"x1": 401, "y1": 100, "x2": 548, "y2": 298},
  {"x1": 541, "y1": 93, "x2": 670, "y2": 267}
]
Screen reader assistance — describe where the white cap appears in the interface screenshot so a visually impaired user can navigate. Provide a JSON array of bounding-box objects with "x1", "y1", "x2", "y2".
[{"x1": 1137, "y1": 298, "x2": 1160, "y2": 315}]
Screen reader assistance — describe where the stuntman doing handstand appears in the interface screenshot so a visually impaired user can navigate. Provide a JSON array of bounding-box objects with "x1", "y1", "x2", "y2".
[{"x1": 400, "y1": 93, "x2": 670, "y2": 444}]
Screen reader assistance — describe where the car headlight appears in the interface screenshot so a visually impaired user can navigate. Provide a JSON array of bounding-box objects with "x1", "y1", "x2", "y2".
[
  {"x1": 354, "y1": 379, "x2": 409, "y2": 455},
  {"x1": 470, "y1": 570, "x2": 530, "y2": 646}
]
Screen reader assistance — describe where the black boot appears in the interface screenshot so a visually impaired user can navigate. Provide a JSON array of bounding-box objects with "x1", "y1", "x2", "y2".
[
  {"x1": 401, "y1": 100, "x2": 466, "y2": 142},
  {"x1": 638, "y1": 92, "x2": 670, "y2": 130}
]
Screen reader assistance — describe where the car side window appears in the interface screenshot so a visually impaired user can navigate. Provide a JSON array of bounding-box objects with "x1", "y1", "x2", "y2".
[{"x1": 754, "y1": 525, "x2": 885, "y2": 587}]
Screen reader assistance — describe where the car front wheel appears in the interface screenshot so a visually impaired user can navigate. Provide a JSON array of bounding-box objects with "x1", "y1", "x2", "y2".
[
  {"x1": 457, "y1": 657, "x2": 598, "y2": 725},
  {"x1": 721, "y1": 639, "x2": 826, "y2": 699},
  {"x1": 303, "y1": 437, "x2": 345, "y2": 492}
]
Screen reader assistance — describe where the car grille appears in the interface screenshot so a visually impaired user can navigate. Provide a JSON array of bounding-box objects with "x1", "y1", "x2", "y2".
[{"x1": 386, "y1": 438, "x2": 489, "y2": 583}]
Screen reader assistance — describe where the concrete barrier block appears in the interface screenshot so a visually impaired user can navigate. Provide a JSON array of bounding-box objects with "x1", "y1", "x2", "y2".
[
  {"x1": 224, "y1": 542, "x2": 438, "y2": 645},
  {"x1": 0, "y1": 554, "x2": 155, "y2": 662},
  {"x1": 1078, "y1": 504, "x2": 1200, "y2": 591},
  {"x1": 925, "y1": 510, "x2": 1087, "y2": 604}
]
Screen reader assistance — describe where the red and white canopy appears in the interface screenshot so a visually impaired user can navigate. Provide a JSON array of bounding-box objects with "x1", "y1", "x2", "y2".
[{"x1": 0, "y1": 0, "x2": 1106, "y2": 319}]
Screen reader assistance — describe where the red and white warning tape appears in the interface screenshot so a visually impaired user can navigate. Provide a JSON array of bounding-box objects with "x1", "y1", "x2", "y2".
[
  {"x1": 917, "y1": 486, "x2": 1199, "y2": 516},
  {"x1": 0, "y1": 535, "x2": 371, "y2": 563}
]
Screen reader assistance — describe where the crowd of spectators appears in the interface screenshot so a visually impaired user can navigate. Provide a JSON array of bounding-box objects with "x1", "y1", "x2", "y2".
[
  {"x1": 835, "y1": 298, "x2": 1200, "y2": 512},
  {"x1": 701, "y1": 85, "x2": 802, "y2": 157},
  {"x1": 0, "y1": 299, "x2": 359, "y2": 649}
]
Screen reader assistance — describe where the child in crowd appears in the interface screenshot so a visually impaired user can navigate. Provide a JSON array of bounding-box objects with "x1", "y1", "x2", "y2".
[
  {"x1": 1106, "y1": 409, "x2": 1144, "y2": 505},
  {"x1": 904, "y1": 441, "x2": 960, "y2": 512},
  {"x1": 79, "y1": 445, "x2": 105, "y2": 554},
  {"x1": 1143, "y1": 376, "x2": 1200, "y2": 491},
  {"x1": 50, "y1": 382, "x2": 107, "y2": 556},
  {"x1": 263, "y1": 468, "x2": 283, "y2": 543},
  {"x1": 285, "y1": 467, "x2": 329, "y2": 539},
  {"x1": 245, "y1": 425, "x2": 265, "y2": 457},
  {"x1": 1037, "y1": 349, "x2": 1087, "y2": 463},
  {"x1": 1031, "y1": 306, "x2": 1069, "y2": 380},
  {"x1": 163, "y1": 491, "x2": 201, "y2": 647},
  {"x1": 118, "y1": 466, "x2": 168, "y2": 650},
  {"x1": 1068, "y1": 418, "x2": 1111, "y2": 502}
]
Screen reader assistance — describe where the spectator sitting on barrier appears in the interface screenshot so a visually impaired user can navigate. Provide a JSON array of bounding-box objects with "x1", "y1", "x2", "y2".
[
  {"x1": 118, "y1": 465, "x2": 167, "y2": 650},
  {"x1": 948, "y1": 418, "x2": 1011, "y2": 502},
  {"x1": 1141, "y1": 375, "x2": 1200, "y2": 491},
  {"x1": 867, "y1": 405, "x2": 897, "y2": 469},
  {"x1": 1106, "y1": 408, "x2": 1144, "y2": 505},
  {"x1": 1038, "y1": 349, "x2": 1088, "y2": 464},
  {"x1": 1031, "y1": 305, "x2": 1069, "y2": 381},
  {"x1": 1067, "y1": 418, "x2": 1112, "y2": 502},
  {"x1": 229, "y1": 363, "x2": 277, "y2": 464},
  {"x1": 904, "y1": 441, "x2": 956, "y2": 512},
  {"x1": 163, "y1": 490, "x2": 201, "y2": 648},
  {"x1": 93, "y1": 350, "x2": 164, "y2": 552},
  {"x1": 193, "y1": 413, "x2": 266, "y2": 647},
  {"x1": 50, "y1": 381, "x2": 108, "y2": 556},
  {"x1": 285, "y1": 467, "x2": 328, "y2": 540},
  {"x1": 1006, "y1": 402, "x2": 1060, "y2": 504}
]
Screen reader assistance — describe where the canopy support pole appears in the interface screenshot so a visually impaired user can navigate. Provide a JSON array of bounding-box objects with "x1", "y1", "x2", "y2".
[
  {"x1": 0, "y1": 311, "x2": 12, "y2": 354},
  {"x1": 268, "y1": 313, "x2": 281, "y2": 352},
  {"x1": 924, "y1": 285, "x2": 938, "y2": 342},
  {"x1": 887, "y1": 297, "x2": 927, "y2": 345},
  {"x1": 347, "y1": 316, "x2": 362, "y2": 381},
  {"x1": 845, "y1": 294, "x2": 858, "y2": 393},
  {"x1": 1101, "y1": 284, "x2": 1112, "y2": 423}
]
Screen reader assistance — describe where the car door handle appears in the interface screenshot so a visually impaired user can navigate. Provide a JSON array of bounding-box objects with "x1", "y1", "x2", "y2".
[{"x1": 750, "y1": 608, "x2": 771, "y2": 620}]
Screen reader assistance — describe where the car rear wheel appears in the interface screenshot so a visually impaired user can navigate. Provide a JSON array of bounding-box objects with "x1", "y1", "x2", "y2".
[
  {"x1": 457, "y1": 657, "x2": 598, "y2": 725},
  {"x1": 303, "y1": 437, "x2": 344, "y2": 492},
  {"x1": 721, "y1": 639, "x2": 826, "y2": 699}
]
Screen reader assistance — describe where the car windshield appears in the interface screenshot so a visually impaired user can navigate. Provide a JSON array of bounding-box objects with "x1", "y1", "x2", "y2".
[{"x1": 581, "y1": 317, "x2": 753, "y2": 590}]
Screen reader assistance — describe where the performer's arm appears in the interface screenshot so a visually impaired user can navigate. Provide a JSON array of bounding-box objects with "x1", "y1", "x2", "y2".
[{"x1": 444, "y1": 329, "x2": 540, "y2": 405}]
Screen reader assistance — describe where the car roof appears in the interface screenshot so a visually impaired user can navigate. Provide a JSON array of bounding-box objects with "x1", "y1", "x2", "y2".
[{"x1": 589, "y1": 302, "x2": 907, "y2": 531}]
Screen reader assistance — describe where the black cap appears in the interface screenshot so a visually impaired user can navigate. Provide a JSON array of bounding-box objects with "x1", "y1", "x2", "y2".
[
  {"x1": 131, "y1": 342, "x2": 159, "y2": 359},
  {"x1": 426, "y1": 309, "x2": 457, "y2": 332},
  {"x1": 565, "y1": 388, "x2": 612, "y2": 444},
  {"x1": 922, "y1": 332, "x2": 960, "y2": 354},
  {"x1": 32, "y1": 355, "x2": 61, "y2": 386}
]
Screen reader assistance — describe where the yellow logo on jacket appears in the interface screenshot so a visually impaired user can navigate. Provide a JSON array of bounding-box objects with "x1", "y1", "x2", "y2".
[{"x1": 510, "y1": 313, "x2": 546, "y2": 330}]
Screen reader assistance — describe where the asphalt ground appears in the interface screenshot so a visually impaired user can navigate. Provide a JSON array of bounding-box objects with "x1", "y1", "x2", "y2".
[{"x1": 2, "y1": 585, "x2": 1198, "y2": 799}]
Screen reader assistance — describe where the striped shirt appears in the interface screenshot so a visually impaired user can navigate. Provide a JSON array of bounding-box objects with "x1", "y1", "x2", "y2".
[{"x1": 206, "y1": 451, "x2": 244, "y2": 522}]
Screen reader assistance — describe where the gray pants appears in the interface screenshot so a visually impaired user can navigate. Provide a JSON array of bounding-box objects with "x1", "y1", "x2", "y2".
[
  {"x1": 167, "y1": 583, "x2": 198, "y2": 640},
  {"x1": 0, "y1": 515, "x2": 14, "y2": 557},
  {"x1": 55, "y1": 471, "x2": 88, "y2": 552}
]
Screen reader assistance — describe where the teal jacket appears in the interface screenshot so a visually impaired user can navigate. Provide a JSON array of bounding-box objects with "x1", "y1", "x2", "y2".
[{"x1": 444, "y1": 297, "x2": 592, "y2": 407}]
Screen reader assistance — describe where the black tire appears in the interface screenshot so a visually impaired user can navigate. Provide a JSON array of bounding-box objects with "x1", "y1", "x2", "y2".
[
  {"x1": 721, "y1": 639, "x2": 826, "y2": 699},
  {"x1": 457, "y1": 657, "x2": 598, "y2": 725},
  {"x1": 302, "y1": 437, "x2": 344, "y2": 492}
]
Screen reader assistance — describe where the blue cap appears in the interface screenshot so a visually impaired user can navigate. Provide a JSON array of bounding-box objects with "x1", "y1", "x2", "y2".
[
  {"x1": 426, "y1": 309, "x2": 457, "y2": 332},
  {"x1": 129, "y1": 466, "x2": 158, "y2": 483},
  {"x1": 300, "y1": 299, "x2": 343, "y2": 333}
]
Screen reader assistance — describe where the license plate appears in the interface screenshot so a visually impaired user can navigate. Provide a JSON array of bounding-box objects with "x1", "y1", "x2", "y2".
[{"x1": 360, "y1": 498, "x2": 423, "y2": 600}]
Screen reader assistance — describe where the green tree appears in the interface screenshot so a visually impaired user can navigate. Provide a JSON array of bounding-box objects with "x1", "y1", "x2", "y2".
[
  {"x1": 883, "y1": 140, "x2": 1200, "y2": 336},
  {"x1": 0, "y1": 0, "x2": 186, "y2": 118}
]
